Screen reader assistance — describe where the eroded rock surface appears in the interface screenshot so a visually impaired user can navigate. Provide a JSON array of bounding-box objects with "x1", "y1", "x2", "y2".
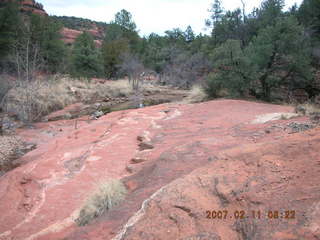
[
  {"x1": 61, "y1": 27, "x2": 103, "y2": 48},
  {"x1": 114, "y1": 130, "x2": 320, "y2": 240},
  {"x1": 0, "y1": 100, "x2": 319, "y2": 240}
]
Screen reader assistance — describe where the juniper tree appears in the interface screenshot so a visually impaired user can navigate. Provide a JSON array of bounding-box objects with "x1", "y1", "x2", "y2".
[
  {"x1": 206, "y1": 39, "x2": 252, "y2": 97},
  {"x1": 247, "y1": 16, "x2": 312, "y2": 101}
]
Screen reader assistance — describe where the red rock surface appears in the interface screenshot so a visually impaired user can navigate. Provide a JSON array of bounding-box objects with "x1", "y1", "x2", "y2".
[
  {"x1": 61, "y1": 27, "x2": 103, "y2": 47},
  {"x1": 0, "y1": 0, "x2": 48, "y2": 16},
  {"x1": 113, "y1": 129, "x2": 320, "y2": 240},
  {"x1": 0, "y1": 100, "x2": 319, "y2": 240},
  {"x1": 60, "y1": 28, "x2": 82, "y2": 45}
]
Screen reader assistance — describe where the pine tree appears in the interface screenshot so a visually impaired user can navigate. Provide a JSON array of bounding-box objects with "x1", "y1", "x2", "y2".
[
  {"x1": 257, "y1": 0, "x2": 285, "y2": 27},
  {"x1": 247, "y1": 16, "x2": 312, "y2": 100},
  {"x1": 113, "y1": 9, "x2": 137, "y2": 31},
  {"x1": 184, "y1": 26, "x2": 195, "y2": 43},
  {"x1": 0, "y1": 0, "x2": 21, "y2": 61},
  {"x1": 71, "y1": 32, "x2": 102, "y2": 78},
  {"x1": 206, "y1": 0, "x2": 223, "y2": 45},
  {"x1": 298, "y1": 0, "x2": 320, "y2": 38},
  {"x1": 102, "y1": 9, "x2": 140, "y2": 78},
  {"x1": 101, "y1": 38, "x2": 129, "y2": 78},
  {"x1": 206, "y1": 40, "x2": 252, "y2": 97}
]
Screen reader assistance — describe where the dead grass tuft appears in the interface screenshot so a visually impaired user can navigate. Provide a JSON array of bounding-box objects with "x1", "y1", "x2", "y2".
[
  {"x1": 184, "y1": 85, "x2": 207, "y2": 103},
  {"x1": 4, "y1": 78, "x2": 76, "y2": 122},
  {"x1": 2, "y1": 74, "x2": 162, "y2": 122},
  {"x1": 295, "y1": 103, "x2": 320, "y2": 116},
  {"x1": 2, "y1": 76, "x2": 142, "y2": 122},
  {"x1": 75, "y1": 179, "x2": 127, "y2": 226}
]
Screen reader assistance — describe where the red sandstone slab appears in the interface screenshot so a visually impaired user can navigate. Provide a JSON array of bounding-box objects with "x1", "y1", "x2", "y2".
[{"x1": 0, "y1": 100, "x2": 304, "y2": 240}]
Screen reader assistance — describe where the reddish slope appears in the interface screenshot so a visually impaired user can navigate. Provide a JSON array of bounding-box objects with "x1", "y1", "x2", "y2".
[
  {"x1": 0, "y1": 100, "x2": 318, "y2": 240},
  {"x1": 0, "y1": 0, "x2": 47, "y2": 15},
  {"x1": 0, "y1": 0, "x2": 103, "y2": 47},
  {"x1": 113, "y1": 129, "x2": 320, "y2": 240},
  {"x1": 61, "y1": 27, "x2": 103, "y2": 47}
]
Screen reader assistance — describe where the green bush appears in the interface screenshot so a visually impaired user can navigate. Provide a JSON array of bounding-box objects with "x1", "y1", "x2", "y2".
[{"x1": 205, "y1": 73, "x2": 223, "y2": 98}]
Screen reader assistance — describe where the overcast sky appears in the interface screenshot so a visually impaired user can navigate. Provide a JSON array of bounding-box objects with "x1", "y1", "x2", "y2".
[{"x1": 37, "y1": 0, "x2": 303, "y2": 36}]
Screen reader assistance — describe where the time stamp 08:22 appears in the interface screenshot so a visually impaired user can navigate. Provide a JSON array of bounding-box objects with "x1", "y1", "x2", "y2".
[{"x1": 206, "y1": 210, "x2": 296, "y2": 220}]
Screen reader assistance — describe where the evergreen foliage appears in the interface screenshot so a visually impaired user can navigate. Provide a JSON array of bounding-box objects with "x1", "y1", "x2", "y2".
[
  {"x1": 207, "y1": 40, "x2": 252, "y2": 97},
  {"x1": 205, "y1": 0, "x2": 315, "y2": 101},
  {"x1": 0, "y1": 1, "x2": 66, "y2": 76},
  {"x1": 247, "y1": 16, "x2": 312, "y2": 100},
  {"x1": 71, "y1": 32, "x2": 102, "y2": 78},
  {"x1": 51, "y1": 15, "x2": 108, "y2": 34},
  {"x1": 0, "y1": 1, "x2": 21, "y2": 61},
  {"x1": 0, "y1": 0, "x2": 319, "y2": 103},
  {"x1": 101, "y1": 10, "x2": 141, "y2": 78}
]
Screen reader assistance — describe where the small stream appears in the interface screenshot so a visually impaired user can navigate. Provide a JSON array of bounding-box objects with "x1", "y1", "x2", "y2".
[{"x1": 109, "y1": 98, "x2": 173, "y2": 112}]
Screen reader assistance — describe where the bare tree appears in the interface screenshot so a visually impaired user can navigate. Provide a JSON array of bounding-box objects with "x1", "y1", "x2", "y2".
[
  {"x1": 10, "y1": 22, "x2": 43, "y2": 82},
  {"x1": 119, "y1": 53, "x2": 144, "y2": 86},
  {"x1": 118, "y1": 53, "x2": 145, "y2": 107},
  {"x1": 162, "y1": 52, "x2": 210, "y2": 88},
  {"x1": 240, "y1": 0, "x2": 246, "y2": 23}
]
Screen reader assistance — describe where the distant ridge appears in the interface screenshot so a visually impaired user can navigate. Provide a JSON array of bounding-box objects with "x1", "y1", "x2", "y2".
[{"x1": 0, "y1": 0, "x2": 107, "y2": 47}]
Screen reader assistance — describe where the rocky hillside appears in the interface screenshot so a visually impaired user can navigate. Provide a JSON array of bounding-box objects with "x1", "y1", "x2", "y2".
[
  {"x1": 60, "y1": 26, "x2": 104, "y2": 47},
  {"x1": 0, "y1": 0, "x2": 106, "y2": 47},
  {"x1": 0, "y1": 0, "x2": 46, "y2": 15},
  {"x1": 0, "y1": 100, "x2": 319, "y2": 240},
  {"x1": 51, "y1": 16, "x2": 107, "y2": 47}
]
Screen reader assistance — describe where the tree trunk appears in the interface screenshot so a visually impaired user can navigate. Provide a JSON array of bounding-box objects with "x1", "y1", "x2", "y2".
[{"x1": 261, "y1": 76, "x2": 271, "y2": 101}]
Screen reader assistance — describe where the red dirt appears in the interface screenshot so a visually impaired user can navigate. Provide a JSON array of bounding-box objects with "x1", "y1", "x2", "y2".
[{"x1": 0, "y1": 100, "x2": 319, "y2": 240}]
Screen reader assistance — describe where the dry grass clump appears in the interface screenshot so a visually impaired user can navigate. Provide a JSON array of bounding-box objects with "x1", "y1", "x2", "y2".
[
  {"x1": 75, "y1": 179, "x2": 127, "y2": 226},
  {"x1": 2, "y1": 77, "x2": 133, "y2": 122},
  {"x1": 2, "y1": 75, "x2": 154, "y2": 122},
  {"x1": 184, "y1": 85, "x2": 207, "y2": 103},
  {"x1": 97, "y1": 79, "x2": 160, "y2": 98},
  {"x1": 105, "y1": 79, "x2": 134, "y2": 97},
  {"x1": 0, "y1": 135, "x2": 23, "y2": 175},
  {"x1": 295, "y1": 103, "x2": 320, "y2": 122},
  {"x1": 295, "y1": 103, "x2": 320, "y2": 116},
  {"x1": 67, "y1": 79, "x2": 135, "y2": 103},
  {"x1": 280, "y1": 113, "x2": 300, "y2": 120},
  {"x1": 4, "y1": 78, "x2": 76, "y2": 122}
]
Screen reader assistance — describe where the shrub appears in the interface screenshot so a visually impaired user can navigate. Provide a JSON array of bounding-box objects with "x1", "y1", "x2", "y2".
[
  {"x1": 101, "y1": 79, "x2": 133, "y2": 98},
  {"x1": 295, "y1": 103, "x2": 320, "y2": 116},
  {"x1": 162, "y1": 52, "x2": 210, "y2": 88},
  {"x1": 4, "y1": 79, "x2": 76, "y2": 122},
  {"x1": 205, "y1": 73, "x2": 224, "y2": 98},
  {"x1": 0, "y1": 75, "x2": 13, "y2": 106},
  {"x1": 75, "y1": 179, "x2": 127, "y2": 226},
  {"x1": 2, "y1": 76, "x2": 152, "y2": 123}
]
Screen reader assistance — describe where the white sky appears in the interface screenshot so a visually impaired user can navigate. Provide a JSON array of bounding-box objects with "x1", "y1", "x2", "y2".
[{"x1": 37, "y1": 0, "x2": 303, "y2": 36}]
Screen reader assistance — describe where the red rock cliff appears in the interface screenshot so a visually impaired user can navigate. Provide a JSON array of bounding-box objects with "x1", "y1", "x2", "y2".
[
  {"x1": 0, "y1": 0, "x2": 47, "y2": 15},
  {"x1": 61, "y1": 27, "x2": 103, "y2": 48},
  {"x1": 0, "y1": 0, "x2": 103, "y2": 47}
]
